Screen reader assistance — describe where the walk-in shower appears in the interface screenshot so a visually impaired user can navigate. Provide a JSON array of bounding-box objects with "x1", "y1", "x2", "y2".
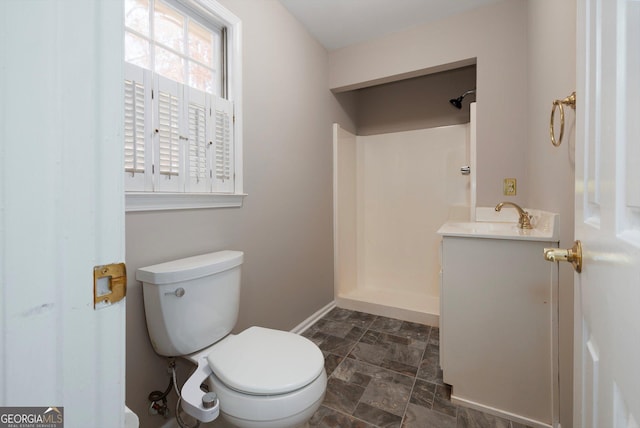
[
  {"x1": 332, "y1": 102, "x2": 477, "y2": 325},
  {"x1": 449, "y1": 89, "x2": 476, "y2": 109}
]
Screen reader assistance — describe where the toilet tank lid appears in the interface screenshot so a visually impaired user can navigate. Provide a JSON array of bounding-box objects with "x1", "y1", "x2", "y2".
[{"x1": 136, "y1": 251, "x2": 244, "y2": 285}]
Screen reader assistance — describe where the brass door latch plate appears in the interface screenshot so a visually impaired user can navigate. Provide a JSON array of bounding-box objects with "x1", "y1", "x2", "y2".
[{"x1": 94, "y1": 263, "x2": 127, "y2": 309}]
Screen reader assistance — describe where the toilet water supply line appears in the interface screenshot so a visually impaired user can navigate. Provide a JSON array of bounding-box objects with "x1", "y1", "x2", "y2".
[
  {"x1": 173, "y1": 363, "x2": 201, "y2": 428},
  {"x1": 148, "y1": 358, "x2": 201, "y2": 428},
  {"x1": 147, "y1": 360, "x2": 174, "y2": 418}
]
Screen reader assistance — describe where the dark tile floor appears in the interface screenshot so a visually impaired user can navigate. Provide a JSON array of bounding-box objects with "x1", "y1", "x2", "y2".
[{"x1": 303, "y1": 307, "x2": 533, "y2": 428}]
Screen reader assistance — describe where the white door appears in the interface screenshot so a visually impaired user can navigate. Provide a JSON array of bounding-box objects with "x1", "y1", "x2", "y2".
[
  {"x1": 574, "y1": 0, "x2": 640, "y2": 427},
  {"x1": 0, "y1": 1, "x2": 127, "y2": 427}
]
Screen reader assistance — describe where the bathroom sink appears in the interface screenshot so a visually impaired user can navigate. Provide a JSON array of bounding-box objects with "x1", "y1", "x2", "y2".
[{"x1": 437, "y1": 207, "x2": 559, "y2": 241}]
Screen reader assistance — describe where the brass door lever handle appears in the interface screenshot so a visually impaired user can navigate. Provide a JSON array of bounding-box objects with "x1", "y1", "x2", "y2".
[{"x1": 544, "y1": 240, "x2": 582, "y2": 273}]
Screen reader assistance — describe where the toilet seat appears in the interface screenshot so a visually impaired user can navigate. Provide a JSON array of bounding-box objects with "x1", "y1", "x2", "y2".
[
  {"x1": 207, "y1": 326, "x2": 324, "y2": 395},
  {"x1": 208, "y1": 366, "x2": 327, "y2": 427},
  {"x1": 180, "y1": 327, "x2": 327, "y2": 426}
]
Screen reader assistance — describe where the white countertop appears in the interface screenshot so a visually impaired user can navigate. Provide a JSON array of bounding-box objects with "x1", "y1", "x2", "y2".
[{"x1": 437, "y1": 207, "x2": 559, "y2": 242}]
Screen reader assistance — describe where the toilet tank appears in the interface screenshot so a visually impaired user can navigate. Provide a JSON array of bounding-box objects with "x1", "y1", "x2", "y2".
[{"x1": 137, "y1": 251, "x2": 244, "y2": 357}]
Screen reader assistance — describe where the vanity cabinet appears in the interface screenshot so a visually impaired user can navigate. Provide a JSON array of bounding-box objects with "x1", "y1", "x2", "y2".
[{"x1": 439, "y1": 220, "x2": 559, "y2": 428}]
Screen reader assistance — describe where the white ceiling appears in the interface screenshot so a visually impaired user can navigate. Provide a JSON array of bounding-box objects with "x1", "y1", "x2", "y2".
[{"x1": 278, "y1": 0, "x2": 503, "y2": 51}]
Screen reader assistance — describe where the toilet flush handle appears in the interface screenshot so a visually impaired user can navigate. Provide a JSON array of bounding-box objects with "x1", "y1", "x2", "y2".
[{"x1": 164, "y1": 288, "x2": 185, "y2": 297}]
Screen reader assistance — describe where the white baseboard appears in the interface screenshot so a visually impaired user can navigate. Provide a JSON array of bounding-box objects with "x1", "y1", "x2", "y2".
[
  {"x1": 290, "y1": 301, "x2": 336, "y2": 334},
  {"x1": 451, "y1": 394, "x2": 555, "y2": 428}
]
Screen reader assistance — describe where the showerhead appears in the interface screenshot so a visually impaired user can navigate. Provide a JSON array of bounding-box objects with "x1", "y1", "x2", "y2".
[
  {"x1": 449, "y1": 97, "x2": 463, "y2": 109},
  {"x1": 449, "y1": 89, "x2": 476, "y2": 109}
]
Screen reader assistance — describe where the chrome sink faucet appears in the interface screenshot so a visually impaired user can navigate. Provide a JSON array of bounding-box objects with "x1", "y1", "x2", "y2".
[{"x1": 495, "y1": 202, "x2": 533, "y2": 229}]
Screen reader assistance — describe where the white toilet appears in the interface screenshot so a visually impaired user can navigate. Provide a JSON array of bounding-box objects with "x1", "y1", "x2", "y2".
[{"x1": 137, "y1": 250, "x2": 327, "y2": 428}]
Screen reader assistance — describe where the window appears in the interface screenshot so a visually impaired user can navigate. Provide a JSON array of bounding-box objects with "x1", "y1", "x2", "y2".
[{"x1": 124, "y1": 0, "x2": 243, "y2": 211}]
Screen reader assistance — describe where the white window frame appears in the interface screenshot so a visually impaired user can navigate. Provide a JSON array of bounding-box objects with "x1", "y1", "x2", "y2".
[{"x1": 125, "y1": 0, "x2": 244, "y2": 212}]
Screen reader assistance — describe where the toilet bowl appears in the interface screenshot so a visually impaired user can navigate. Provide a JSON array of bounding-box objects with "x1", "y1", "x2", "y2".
[
  {"x1": 184, "y1": 327, "x2": 326, "y2": 427},
  {"x1": 137, "y1": 251, "x2": 327, "y2": 427}
]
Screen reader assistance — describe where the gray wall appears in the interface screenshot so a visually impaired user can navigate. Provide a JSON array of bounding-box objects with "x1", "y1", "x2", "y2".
[
  {"x1": 124, "y1": 1, "x2": 354, "y2": 425},
  {"x1": 526, "y1": 1, "x2": 576, "y2": 427},
  {"x1": 354, "y1": 66, "x2": 476, "y2": 135},
  {"x1": 329, "y1": 0, "x2": 529, "y2": 207}
]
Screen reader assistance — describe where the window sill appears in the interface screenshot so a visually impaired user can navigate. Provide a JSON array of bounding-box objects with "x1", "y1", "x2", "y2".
[{"x1": 125, "y1": 192, "x2": 246, "y2": 212}]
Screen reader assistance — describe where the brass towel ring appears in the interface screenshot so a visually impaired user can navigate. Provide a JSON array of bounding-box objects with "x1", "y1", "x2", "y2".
[{"x1": 550, "y1": 91, "x2": 576, "y2": 147}]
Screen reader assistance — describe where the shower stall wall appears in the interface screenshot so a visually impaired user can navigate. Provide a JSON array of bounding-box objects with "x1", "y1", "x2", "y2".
[{"x1": 333, "y1": 114, "x2": 475, "y2": 325}]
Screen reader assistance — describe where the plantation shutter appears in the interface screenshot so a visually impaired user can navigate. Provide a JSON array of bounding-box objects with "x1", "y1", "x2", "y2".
[
  {"x1": 185, "y1": 87, "x2": 212, "y2": 192},
  {"x1": 123, "y1": 63, "x2": 152, "y2": 191},
  {"x1": 154, "y1": 76, "x2": 183, "y2": 192},
  {"x1": 124, "y1": 80, "x2": 144, "y2": 173},
  {"x1": 124, "y1": 68, "x2": 237, "y2": 197},
  {"x1": 213, "y1": 96, "x2": 234, "y2": 193},
  {"x1": 158, "y1": 93, "x2": 180, "y2": 176}
]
